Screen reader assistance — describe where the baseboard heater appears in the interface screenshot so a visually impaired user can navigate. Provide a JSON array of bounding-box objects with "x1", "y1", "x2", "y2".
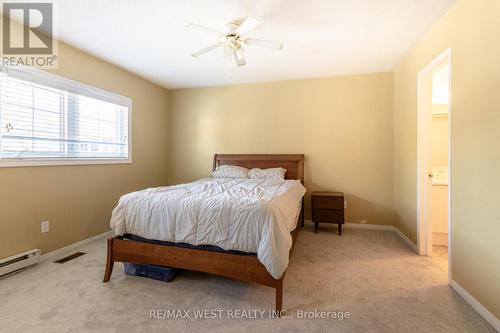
[{"x1": 0, "y1": 249, "x2": 41, "y2": 277}]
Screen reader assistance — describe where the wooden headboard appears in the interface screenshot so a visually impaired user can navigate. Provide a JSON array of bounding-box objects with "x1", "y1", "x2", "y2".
[{"x1": 213, "y1": 154, "x2": 305, "y2": 184}]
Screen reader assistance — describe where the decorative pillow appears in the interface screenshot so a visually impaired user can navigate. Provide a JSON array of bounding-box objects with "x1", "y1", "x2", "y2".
[
  {"x1": 211, "y1": 165, "x2": 249, "y2": 178},
  {"x1": 248, "y1": 167, "x2": 286, "y2": 180}
]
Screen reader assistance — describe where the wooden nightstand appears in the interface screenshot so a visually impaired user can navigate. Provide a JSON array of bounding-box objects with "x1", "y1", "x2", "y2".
[{"x1": 311, "y1": 191, "x2": 345, "y2": 235}]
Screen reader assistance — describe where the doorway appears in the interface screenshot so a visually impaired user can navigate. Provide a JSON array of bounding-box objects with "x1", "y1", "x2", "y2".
[{"x1": 417, "y1": 48, "x2": 451, "y2": 281}]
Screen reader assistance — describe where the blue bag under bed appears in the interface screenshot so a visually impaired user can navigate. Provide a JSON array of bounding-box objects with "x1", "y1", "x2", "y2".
[{"x1": 123, "y1": 263, "x2": 182, "y2": 282}]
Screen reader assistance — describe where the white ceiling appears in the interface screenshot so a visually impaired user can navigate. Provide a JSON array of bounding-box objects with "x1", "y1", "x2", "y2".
[{"x1": 53, "y1": 0, "x2": 455, "y2": 89}]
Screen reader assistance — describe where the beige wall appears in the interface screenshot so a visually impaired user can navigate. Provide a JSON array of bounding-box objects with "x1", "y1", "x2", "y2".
[
  {"x1": 0, "y1": 41, "x2": 169, "y2": 258},
  {"x1": 393, "y1": 0, "x2": 500, "y2": 318},
  {"x1": 168, "y1": 73, "x2": 394, "y2": 224}
]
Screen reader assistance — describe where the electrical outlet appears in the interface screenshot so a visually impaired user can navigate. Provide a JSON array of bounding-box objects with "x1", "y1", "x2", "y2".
[
  {"x1": 41, "y1": 220, "x2": 49, "y2": 233},
  {"x1": 344, "y1": 200, "x2": 348, "y2": 209}
]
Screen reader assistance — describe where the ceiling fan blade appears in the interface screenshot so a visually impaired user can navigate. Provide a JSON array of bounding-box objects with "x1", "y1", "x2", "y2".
[
  {"x1": 244, "y1": 38, "x2": 283, "y2": 50},
  {"x1": 235, "y1": 15, "x2": 263, "y2": 36},
  {"x1": 234, "y1": 47, "x2": 246, "y2": 66},
  {"x1": 186, "y1": 22, "x2": 224, "y2": 36},
  {"x1": 191, "y1": 43, "x2": 223, "y2": 57}
]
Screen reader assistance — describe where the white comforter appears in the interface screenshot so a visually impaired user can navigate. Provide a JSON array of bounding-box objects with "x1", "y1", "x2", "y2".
[{"x1": 110, "y1": 178, "x2": 306, "y2": 279}]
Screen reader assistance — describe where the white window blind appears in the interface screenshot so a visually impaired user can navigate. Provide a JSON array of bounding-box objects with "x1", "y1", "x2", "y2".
[{"x1": 0, "y1": 67, "x2": 131, "y2": 166}]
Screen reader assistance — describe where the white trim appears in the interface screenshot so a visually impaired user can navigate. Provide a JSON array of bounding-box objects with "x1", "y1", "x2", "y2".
[
  {"x1": 447, "y1": 49, "x2": 453, "y2": 285},
  {"x1": 0, "y1": 66, "x2": 133, "y2": 167},
  {"x1": 344, "y1": 222, "x2": 394, "y2": 231},
  {"x1": 394, "y1": 227, "x2": 418, "y2": 253},
  {"x1": 304, "y1": 220, "x2": 394, "y2": 231},
  {"x1": 5, "y1": 66, "x2": 131, "y2": 107},
  {"x1": 0, "y1": 158, "x2": 132, "y2": 168},
  {"x1": 451, "y1": 280, "x2": 500, "y2": 332},
  {"x1": 41, "y1": 230, "x2": 112, "y2": 262},
  {"x1": 416, "y1": 48, "x2": 452, "y2": 282}
]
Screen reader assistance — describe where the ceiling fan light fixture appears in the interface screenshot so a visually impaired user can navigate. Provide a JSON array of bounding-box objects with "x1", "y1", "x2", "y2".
[{"x1": 188, "y1": 15, "x2": 283, "y2": 67}]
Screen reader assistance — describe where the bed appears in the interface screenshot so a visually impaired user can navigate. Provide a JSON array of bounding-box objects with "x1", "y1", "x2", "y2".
[{"x1": 103, "y1": 154, "x2": 305, "y2": 313}]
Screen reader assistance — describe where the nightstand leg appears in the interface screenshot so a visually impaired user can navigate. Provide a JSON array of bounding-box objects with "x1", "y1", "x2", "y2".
[
  {"x1": 314, "y1": 221, "x2": 318, "y2": 233},
  {"x1": 338, "y1": 224, "x2": 342, "y2": 236}
]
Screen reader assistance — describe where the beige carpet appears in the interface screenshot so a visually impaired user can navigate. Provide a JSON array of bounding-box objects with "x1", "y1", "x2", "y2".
[
  {"x1": 0, "y1": 225, "x2": 495, "y2": 333},
  {"x1": 431, "y1": 245, "x2": 449, "y2": 272}
]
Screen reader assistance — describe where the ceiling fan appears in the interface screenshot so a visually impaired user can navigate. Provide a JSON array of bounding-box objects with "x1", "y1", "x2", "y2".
[{"x1": 187, "y1": 15, "x2": 283, "y2": 67}]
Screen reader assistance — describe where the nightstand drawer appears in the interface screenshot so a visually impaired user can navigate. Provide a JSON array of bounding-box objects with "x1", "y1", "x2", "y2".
[
  {"x1": 312, "y1": 209, "x2": 344, "y2": 223},
  {"x1": 311, "y1": 195, "x2": 343, "y2": 210}
]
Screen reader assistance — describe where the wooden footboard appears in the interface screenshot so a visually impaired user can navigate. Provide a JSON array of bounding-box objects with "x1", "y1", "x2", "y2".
[{"x1": 103, "y1": 236, "x2": 280, "y2": 287}]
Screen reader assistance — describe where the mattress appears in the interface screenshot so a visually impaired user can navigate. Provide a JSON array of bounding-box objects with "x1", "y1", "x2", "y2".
[{"x1": 110, "y1": 177, "x2": 306, "y2": 279}]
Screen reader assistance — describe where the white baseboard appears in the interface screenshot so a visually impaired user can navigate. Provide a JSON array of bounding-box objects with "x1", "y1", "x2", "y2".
[
  {"x1": 451, "y1": 280, "x2": 500, "y2": 332},
  {"x1": 41, "y1": 230, "x2": 112, "y2": 262},
  {"x1": 304, "y1": 220, "x2": 394, "y2": 231},
  {"x1": 394, "y1": 227, "x2": 418, "y2": 253},
  {"x1": 344, "y1": 222, "x2": 395, "y2": 231}
]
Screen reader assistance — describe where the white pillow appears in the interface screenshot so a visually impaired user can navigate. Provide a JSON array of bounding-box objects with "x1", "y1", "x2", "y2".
[
  {"x1": 211, "y1": 165, "x2": 249, "y2": 178},
  {"x1": 248, "y1": 167, "x2": 286, "y2": 180}
]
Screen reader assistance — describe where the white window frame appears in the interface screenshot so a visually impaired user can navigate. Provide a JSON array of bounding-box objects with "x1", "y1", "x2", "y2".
[{"x1": 0, "y1": 66, "x2": 132, "y2": 167}]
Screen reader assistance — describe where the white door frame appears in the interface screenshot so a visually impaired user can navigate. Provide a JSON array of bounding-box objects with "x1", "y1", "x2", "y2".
[{"x1": 416, "y1": 47, "x2": 452, "y2": 283}]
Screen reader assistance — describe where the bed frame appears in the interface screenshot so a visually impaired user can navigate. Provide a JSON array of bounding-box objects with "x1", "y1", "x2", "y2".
[{"x1": 103, "y1": 154, "x2": 305, "y2": 313}]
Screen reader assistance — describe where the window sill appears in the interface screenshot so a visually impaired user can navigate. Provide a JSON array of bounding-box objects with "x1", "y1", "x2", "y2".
[{"x1": 0, "y1": 158, "x2": 132, "y2": 168}]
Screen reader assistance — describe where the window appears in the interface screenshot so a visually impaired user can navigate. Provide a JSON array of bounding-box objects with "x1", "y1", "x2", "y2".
[{"x1": 0, "y1": 67, "x2": 131, "y2": 166}]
